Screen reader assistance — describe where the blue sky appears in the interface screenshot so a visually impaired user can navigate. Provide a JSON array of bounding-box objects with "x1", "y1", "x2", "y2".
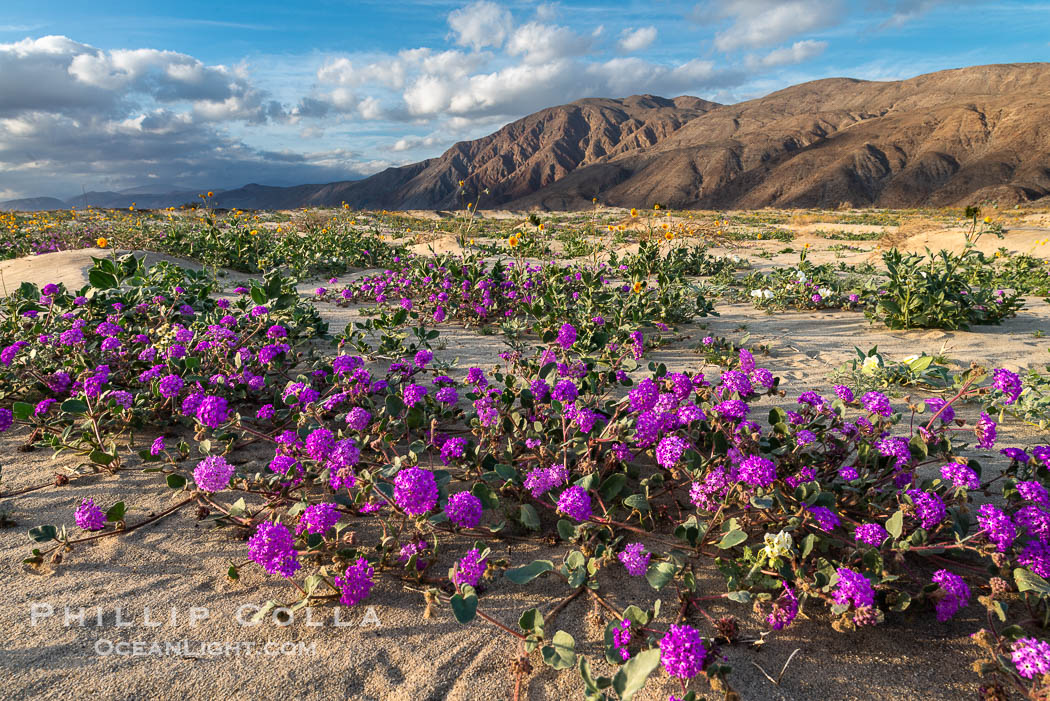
[{"x1": 1, "y1": 0, "x2": 1048, "y2": 199}]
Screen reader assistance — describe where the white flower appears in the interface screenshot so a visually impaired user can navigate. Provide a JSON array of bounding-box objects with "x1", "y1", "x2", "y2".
[
  {"x1": 763, "y1": 289, "x2": 774, "y2": 299},
  {"x1": 750, "y1": 289, "x2": 763, "y2": 298},
  {"x1": 902, "y1": 354, "x2": 919, "y2": 364},
  {"x1": 861, "y1": 355, "x2": 881, "y2": 375},
  {"x1": 763, "y1": 531, "x2": 793, "y2": 560},
  {"x1": 795, "y1": 270, "x2": 807, "y2": 282},
  {"x1": 819, "y1": 287, "x2": 832, "y2": 297}
]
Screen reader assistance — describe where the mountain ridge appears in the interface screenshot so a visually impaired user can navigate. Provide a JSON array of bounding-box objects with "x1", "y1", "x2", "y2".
[{"x1": 3, "y1": 63, "x2": 1049, "y2": 212}]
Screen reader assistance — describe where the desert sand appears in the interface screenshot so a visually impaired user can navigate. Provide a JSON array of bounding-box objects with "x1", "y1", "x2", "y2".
[{"x1": 2, "y1": 225, "x2": 1049, "y2": 700}]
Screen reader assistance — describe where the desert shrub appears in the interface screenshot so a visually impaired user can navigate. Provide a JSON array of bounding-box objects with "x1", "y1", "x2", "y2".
[
  {"x1": 609, "y1": 241, "x2": 749, "y2": 279},
  {"x1": 739, "y1": 257, "x2": 866, "y2": 312},
  {"x1": 829, "y1": 346, "x2": 954, "y2": 393},
  {"x1": 871, "y1": 248, "x2": 1024, "y2": 330},
  {"x1": 0, "y1": 254, "x2": 324, "y2": 468},
  {"x1": 322, "y1": 250, "x2": 716, "y2": 356}
]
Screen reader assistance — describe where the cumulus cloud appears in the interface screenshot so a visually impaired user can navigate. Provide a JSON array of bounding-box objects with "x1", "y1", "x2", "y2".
[
  {"x1": 618, "y1": 26, "x2": 658, "y2": 53},
  {"x1": 506, "y1": 22, "x2": 593, "y2": 64},
  {"x1": 0, "y1": 35, "x2": 385, "y2": 197},
  {"x1": 876, "y1": 0, "x2": 948, "y2": 27},
  {"x1": 693, "y1": 0, "x2": 845, "y2": 51},
  {"x1": 746, "y1": 39, "x2": 827, "y2": 68},
  {"x1": 447, "y1": 1, "x2": 513, "y2": 51}
]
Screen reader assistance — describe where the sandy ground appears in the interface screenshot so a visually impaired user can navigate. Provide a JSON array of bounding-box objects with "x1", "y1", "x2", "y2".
[{"x1": 2, "y1": 230, "x2": 1050, "y2": 700}]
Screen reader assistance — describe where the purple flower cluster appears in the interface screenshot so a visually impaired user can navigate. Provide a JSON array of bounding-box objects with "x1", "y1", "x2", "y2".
[
  {"x1": 977, "y1": 503, "x2": 1016, "y2": 552},
  {"x1": 618, "y1": 542, "x2": 651, "y2": 577},
  {"x1": 992, "y1": 368, "x2": 1022, "y2": 404},
  {"x1": 524, "y1": 464, "x2": 568, "y2": 496},
  {"x1": 975, "y1": 412, "x2": 997, "y2": 449},
  {"x1": 454, "y1": 548, "x2": 488, "y2": 587},
  {"x1": 808, "y1": 506, "x2": 840, "y2": 531},
  {"x1": 556, "y1": 323, "x2": 577, "y2": 349},
  {"x1": 907, "y1": 490, "x2": 946, "y2": 530},
  {"x1": 247, "y1": 521, "x2": 301, "y2": 578},
  {"x1": 855, "y1": 523, "x2": 887, "y2": 546},
  {"x1": 194, "y1": 455, "x2": 235, "y2": 493},
  {"x1": 394, "y1": 466, "x2": 438, "y2": 515},
  {"x1": 767, "y1": 586, "x2": 799, "y2": 630},
  {"x1": 1011, "y1": 637, "x2": 1050, "y2": 679},
  {"x1": 931, "y1": 569, "x2": 970, "y2": 621},
  {"x1": 74, "y1": 498, "x2": 106, "y2": 531},
  {"x1": 659, "y1": 624, "x2": 708, "y2": 679},
  {"x1": 940, "y1": 461, "x2": 979, "y2": 490},
  {"x1": 738, "y1": 455, "x2": 776, "y2": 488},
  {"x1": 195, "y1": 395, "x2": 229, "y2": 428},
  {"x1": 860, "y1": 391, "x2": 892, "y2": 417},
  {"x1": 335, "y1": 558, "x2": 375, "y2": 606},
  {"x1": 297, "y1": 502, "x2": 341, "y2": 535},
  {"x1": 833, "y1": 568, "x2": 874, "y2": 609},
  {"x1": 345, "y1": 407, "x2": 371, "y2": 431},
  {"x1": 445, "y1": 491, "x2": 483, "y2": 529},
  {"x1": 655, "y1": 435, "x2": 690, "y2": 469},
  {"x1": 440, "y1": 436, "x2": 468, "y2": 464},
  {"x1": 556, "y1": 485, "x2": 592, "y2": 522}
]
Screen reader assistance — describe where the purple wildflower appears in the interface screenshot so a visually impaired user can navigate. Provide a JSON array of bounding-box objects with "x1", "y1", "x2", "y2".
[
  {"x1": 335, "y1": 558, "x2": 375, "y2": 606},
  {"x1": 557, "y1": 485, "x2": 592, "y2": 522},
  {"x1": 194, "y1": 455, "x2": 235, "y2": 492},
  {"x1": 446, "y1": 491, "x2": 483, "y2": 529},
  {"x1": 659, "y1": 624, "x2": 708, "y2": 679},
  {"x1": 618, "y1": 543, "x2": 650, "y2": 576},
  {"x1": 394, "y1": 467, "x2": 438, "y2": 515},
  {"x1": 74, "y1": 498, "x2": 106, "y2": 531},
  {"x1": 247, "y1": 521, "x2": 301, "y2": 578}
]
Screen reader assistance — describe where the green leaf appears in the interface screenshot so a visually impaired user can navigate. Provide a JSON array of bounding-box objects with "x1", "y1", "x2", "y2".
[
  {"x1": 599, "y1": 473, "x2": 627, "y2": 501},
  {"x1": 505, "y1": 560, "x2": 554, "y2": 585},
  {"x1": 541, "y1": 630, "x2": 576, "y2": 670},
  {"x1": 60, "y1": 399, "x2": 89, "y2": 414},
  {"x1": 717, "y1": 528, "x2": 747, "y2": 549},
  {"x1": 28, "y1": 525, "x2": 58, "y2": 543},
  {"x1": 623, "y1": 493, "x2": 649, "y2": 512},
  {"x1": 384, "y1": 394, "x2": 405, "y2": 417},
  {"x1": 89, "y1": 450, "x2": 116, "y2": 466},
  {"x1": 11, "y1": 402, "x2": 33, "y2": 421},
  {"x1": 612, "y1": 647, "x2": 661, "y2": 701},
  {"x1": 645, "y1": 560, "x2": 677, "y2": 591},
  {"x1": 166, "y1": 474, "x2": 187, "y2": 489},
  {"x1": 105, "y1": 501, "x2": 126, "y2": 522},
  {"x1": 1015, "y1": 568, "x2": 1050, "y2": 596},
  {"x1": 450, "y1": 588, "x2": 478, "y2": 624},
  {"x1": 518, "y1": 607, "x2": 544, "y2": 633},
  {"x1": 886, "y1": 510, "x2": 904, "y2": 539},
  {"x1": 518, "y1": 504, "x2": 540, "y2": 531},
  {"x1": 88, "y1": 269, "x2": 118, "y2": 290}
]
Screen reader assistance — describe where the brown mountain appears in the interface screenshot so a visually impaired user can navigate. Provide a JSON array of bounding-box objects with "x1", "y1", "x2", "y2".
[{"x1": 216, "y1": 63, "x2": 1050, "y2": 211}]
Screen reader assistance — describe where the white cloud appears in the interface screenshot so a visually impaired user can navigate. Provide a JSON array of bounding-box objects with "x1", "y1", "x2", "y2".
[
  {"x1": 693, "y1": 0, "x2": 845, "y2": 52},
  {"x1": 877, "y1": 0, "x2": 947, "y2": 27},
  {"x1": 746, "y1": 39, "x2": 827, "y2": 68},
  {"x1": 618, "y1": 26, "x2": 658, "y2": 53},
  {"x1": 534, "y1": 3, "x2": 559, "y2": 22},
  {"x1": 506, "y1": 22, "x2": 593, "y2": 64},
  {"x1": 0, "y1": 36, "x2": 392, "y2": 197},
  {"x1": 447, "y1": 1, "x2": 513, "y2": 51}
]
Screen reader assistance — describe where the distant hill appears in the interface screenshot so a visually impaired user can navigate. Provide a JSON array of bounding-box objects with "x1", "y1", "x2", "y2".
[
  {"x1": 4, "y1": 63, "x2": 1050, "y2": 212},
  {"x1": 0, "y1": 197, "x2": 66, "y2": 212}
]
